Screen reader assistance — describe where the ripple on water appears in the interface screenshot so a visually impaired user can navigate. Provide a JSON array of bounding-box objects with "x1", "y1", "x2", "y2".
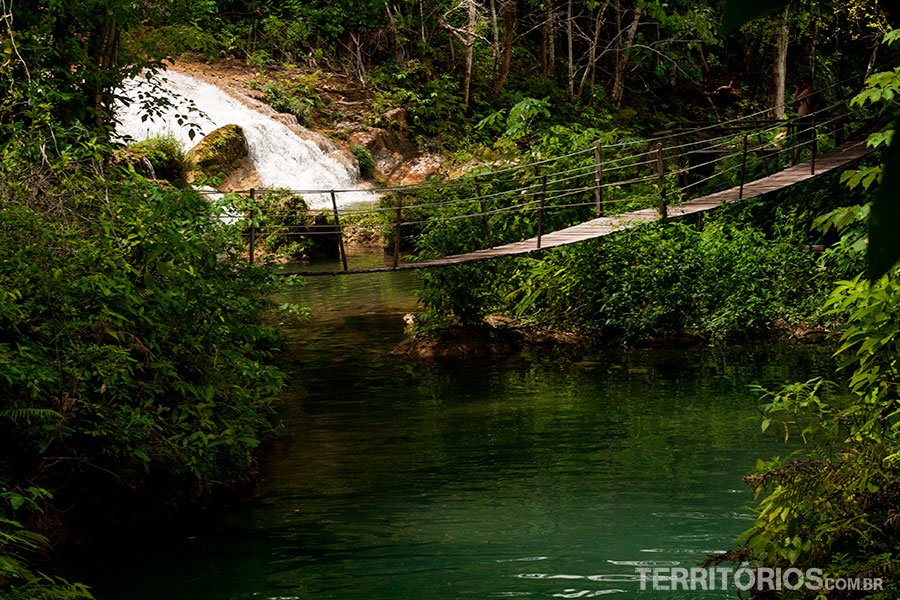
[
  {"x1": 518, "y1": 573, "x2": 586, "y2": 580},
  {"x1": 640, "y1": 548, "x2": 728, "y2": 555},
  {"x1": 496, "y1": 556, "x2": 550, "y2": 563},
  {"x1": 516, "y1": 573, "x2": 642, "y2": 583},
  {"x1": 553, "y1": 590, "x2": 626, "y2": 598},
  {"x1": 606, "y1": 560, "x2": 681, "y2": 567}
]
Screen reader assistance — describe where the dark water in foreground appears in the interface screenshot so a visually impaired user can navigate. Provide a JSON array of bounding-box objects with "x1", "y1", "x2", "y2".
[{"x1": 75, "y1": 253, "x2": 832, "y2": 599}]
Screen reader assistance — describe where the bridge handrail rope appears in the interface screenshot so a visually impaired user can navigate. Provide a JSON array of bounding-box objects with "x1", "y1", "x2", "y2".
[
  {"x1": 236, "y1": 68, "x2": 885, "y2": 269},
  {"x1": 242, "y1": 98, "x2": 854, "y2": 215},
  {"x1": 246, "y1": 104, "x2": 849, "y2": 224},
  {"x1": 239, "y1": 96, "x2": 857, "y2": 228},
  {"x1": 248, "y1": 118, "x2": 837, "y2": 231}
]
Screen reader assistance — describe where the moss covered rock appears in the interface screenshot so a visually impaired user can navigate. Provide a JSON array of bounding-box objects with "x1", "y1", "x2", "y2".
[
  {"x1": 120, "y1": 135, "x2": 190, "y2": 187},
  {"x1": 187, "y1": 124, "x2": 248, "y2": 182}
]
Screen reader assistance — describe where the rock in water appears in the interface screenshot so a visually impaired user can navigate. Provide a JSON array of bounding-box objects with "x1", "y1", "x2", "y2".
[{"x1": 187, "y1": 124, "x2": 248, "y2": 182}]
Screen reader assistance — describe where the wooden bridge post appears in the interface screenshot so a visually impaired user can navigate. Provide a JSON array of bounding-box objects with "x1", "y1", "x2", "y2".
[
  {"x1": 810, "y1": 116, "x2": 817, "y2": 175},
  {"x1": 738, "y1": 133, "x2": 749, "y2": 200},
  {"x1": 475, "y1": 178, "x2": 492, "y2": 247},
  {"x1": 756, "y1": 132, "x2": 771, "y2": 177},
  {"x1": 249, "y1": 188, "x2": 257, "y2": 266},
  {"x1": 331, "y1": 190, "x2": 349, "y2": 272},
  {"x1": 836, "y1": 90, "x2": 847, "y2": 146},
  {"x1": 392, "y1": 194, "x2": 403, "y2": 269},
  {"x1": 593, "y1": 141, "x2": 604, "y2": 217},
  {"x1": 537, "y1": 175, "x2": 547, "y2": 249},
  {"x1": 655, "y1": 143, "x2": 667, "y2": 220}
]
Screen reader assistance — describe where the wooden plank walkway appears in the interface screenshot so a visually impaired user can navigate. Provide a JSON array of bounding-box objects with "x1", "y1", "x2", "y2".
[{"x1": 292, "y1": 138, "x2": 872, "y2": 275}]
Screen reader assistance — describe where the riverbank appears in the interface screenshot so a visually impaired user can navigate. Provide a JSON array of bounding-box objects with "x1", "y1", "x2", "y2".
[{"x1": 394, "y1": 314, "x2": 835, "y2": 361}]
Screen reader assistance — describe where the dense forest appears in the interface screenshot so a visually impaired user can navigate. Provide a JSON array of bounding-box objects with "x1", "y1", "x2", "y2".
[{"x1": 1, "y1": 0, "x2": 899, "y2": 597}]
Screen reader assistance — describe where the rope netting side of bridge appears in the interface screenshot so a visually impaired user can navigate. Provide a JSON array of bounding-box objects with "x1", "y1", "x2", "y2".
[{"x1": 215, "y1": 72, "x2": 882, "y2": 274}]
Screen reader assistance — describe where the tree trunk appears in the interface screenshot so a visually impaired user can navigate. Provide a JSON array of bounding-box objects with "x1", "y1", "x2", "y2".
[
  {"x1": 492, "y1": 0, "x2": 516, "y2": 94},
  {"x1": 543, "y1": 2, "x2": 556, "y2": 78},
  {"x1": 770, "y1": 3, "x2": 790, "y2": 120},
  {"x1": 865, "y1": 41, "x2": 880, "y2": 82},
  {"x1": 88, "y1": 18, "x2": 120, "y2": 128},
  {"x1": 577, "y1": 1, "x2": 609, "y2": 101},
  {"x1": 541, "y1": 11, "x2": 548, "y2": 76},
  {"x1": 611, "y1": 4, "x2": 641, "y2": 107},
  {"x1": 490, "y1": 0, "x2": 500, "y2": 75},
  {"x1": 462, "y1": 0, "x2": 477, "y2": 110},
  {"x1": 566, "y1": 0, "x2": 575, "y2": 98},
  {"x1": 385, "y1": 4, "x2": 405, "y2": 63},
  {"x1": 351, "y1": 31, "x2": 366, "y2": 84}
]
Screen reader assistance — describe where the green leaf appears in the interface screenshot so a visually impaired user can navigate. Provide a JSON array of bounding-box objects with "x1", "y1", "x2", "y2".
[
  {"x1": 721, "y1": 0, "x2": 789, "y2": 33},
  {"x1": 9, "y1": 493, "x2": 25, "y2": 511},
  {"x1": 868, "y1": 130, "x2": 900, "y2": 280}
]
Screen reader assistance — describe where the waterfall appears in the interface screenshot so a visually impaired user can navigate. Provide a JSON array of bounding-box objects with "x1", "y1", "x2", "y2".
[
  {"x1": 140, "y1": 157, "x2": 156, "y2": 180},
  {"x1": 115, "y1": 69, "x2": 373, "y2": 208}
]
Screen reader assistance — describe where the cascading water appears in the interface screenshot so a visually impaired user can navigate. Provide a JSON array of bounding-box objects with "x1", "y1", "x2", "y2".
[
  {"x1": 115, "y1": 69, "x2": 373, "y2": 207},
  {"x1": 140, "y1": 157, "x2": 156, "y2": 180}
]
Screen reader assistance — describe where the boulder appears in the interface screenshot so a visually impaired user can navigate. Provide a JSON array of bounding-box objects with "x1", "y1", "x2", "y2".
[
  {"x1": 347, "y1": 127, "x2": 445, "y2": 185},
  {"x1": 382, "y1": 107, "x2": 409, "y2": 130},
  {"x1": 187, "y1": 124, "x2": 249, "y2": 182}
]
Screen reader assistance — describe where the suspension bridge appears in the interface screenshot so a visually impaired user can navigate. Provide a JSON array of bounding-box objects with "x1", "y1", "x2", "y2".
[{"x1": 230, "y1": 96, "x2": 876, "y2": 276}]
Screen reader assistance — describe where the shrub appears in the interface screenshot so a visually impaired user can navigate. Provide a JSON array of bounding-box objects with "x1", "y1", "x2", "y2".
[
  {"x1": 261, "y1": 76, "x2": 321, "y2": 125},
  {"x1": 0, "y1": 133, "x2": 287, "y2": 523},
  {"x1": 412, "y1": 212, "x2": 823, "y2": 343},
  {"x1": 250, "y1": 191, "x2": 338, "y2": 261},
  {"x1": 0, "y1": 485, "x2": 93, "y2": 599},
  {"x1": 736, "y1": 269, "x2": 900, "y2": 593},
  {"x1": 351, "y1": 145, "x2": 376, "y2": 179}
]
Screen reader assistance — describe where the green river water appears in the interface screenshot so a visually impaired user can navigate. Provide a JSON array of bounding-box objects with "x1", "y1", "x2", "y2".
[{"x1": 76, "y1": 252, "x2": 832, "y2": 599}]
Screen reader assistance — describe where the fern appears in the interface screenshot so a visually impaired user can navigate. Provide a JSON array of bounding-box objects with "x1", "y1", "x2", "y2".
[{"x1": 0, "y1": 408, "x2": 63, "y2": 424}]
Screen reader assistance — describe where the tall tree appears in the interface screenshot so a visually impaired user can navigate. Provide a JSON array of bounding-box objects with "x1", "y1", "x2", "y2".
[
  {"x1": 770, "y1": 3, "x2": 791, "y2": 119},
  {"x1": 566, "y1": 0, "x2": 575, "y2": 98},
  {"x1": 492, "y1": 0, "x2": 517, "y2": 93},
  {"x1": 611, "y1": 1, "x2": 642, "y2": 106},
  {"x1": 441, "y1": 0, "x2": 484, "y2": 110},
  {"x1": 576, "y1": 0, "x2": 611, "y2": 102}
]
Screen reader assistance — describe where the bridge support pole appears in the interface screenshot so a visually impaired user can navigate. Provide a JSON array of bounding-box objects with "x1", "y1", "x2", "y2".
[
  {"x1": 836, "y1": 110, "x2": 846, "y2": 147},
  {"x1": 475, "y1": 179, "x2": 492, "y2": 247},
  {"x1": 810, "y1": 117, "x2": 817, "y2": 175},
  {"x1": 655, "y1": 143, "x2": 667, "y2": 220},
  {"x1": 331, "y1": 190, "x2": 349, "y2": 272},
  {"x1": 593, "y1": 141, "x2": 604, "y2": 217},
  {"x1": 836, "y1": 88, "x2": 847, "y2": 146},
  {"x1": 738, "y1": 134, "x2": 748, "y2": 200},
  {"x1": 249, "y1": 188, "x2": 257, "y2": 266},
  {"x1": 537, "y1": 175, "x2": 547, "y2": 249},
  {"x1": 393, "y1": 194, "x2": 403, "y2": 269},
  {"x1": 756, "y1": 132, "x2": 771, "y2": 177}
]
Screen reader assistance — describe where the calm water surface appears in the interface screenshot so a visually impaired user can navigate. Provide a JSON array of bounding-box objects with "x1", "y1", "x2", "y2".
[{"x1": 78, "y1": 252, "x2": 831, "y2": 599}]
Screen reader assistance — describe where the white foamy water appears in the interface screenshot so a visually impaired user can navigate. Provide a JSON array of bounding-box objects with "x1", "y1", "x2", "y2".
[{"x1": 115, "y1": 70, "x2": 374, "y2": 207}]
